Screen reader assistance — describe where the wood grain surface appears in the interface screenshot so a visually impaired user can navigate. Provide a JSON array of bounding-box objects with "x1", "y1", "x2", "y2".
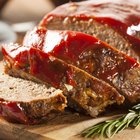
[{"x1": 0, "y1": 109, "x2": 139, "y2": 140}]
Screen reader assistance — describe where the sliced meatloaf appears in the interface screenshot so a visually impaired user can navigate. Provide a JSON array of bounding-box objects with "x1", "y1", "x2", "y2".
[
  {"x1": 39, "y1": 0, "x2": 140, "y2": 62},
  {"x1": 2, "y1": 44, "x2": 124, "y2": 117},
  {"x1": 0, "y1": 63, "x2": 66, "y2": 124},
  {"x1": 23, "y1": 28, "x2": 140, "y2": 103}
]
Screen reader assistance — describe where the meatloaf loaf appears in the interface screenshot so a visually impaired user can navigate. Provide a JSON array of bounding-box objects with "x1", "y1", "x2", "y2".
[
  {"x1": 2, "y1": 44, "x2": 124, "y2": 117},
  {"x1": 23, "y1": 28, "x2": 140, "y2": 103},
  {"x1": 39, "y1": 0, "x2": 140, "y2": 62},
  {"x1": 0, "y1": 63, "x2": 66, "y2": 124}
]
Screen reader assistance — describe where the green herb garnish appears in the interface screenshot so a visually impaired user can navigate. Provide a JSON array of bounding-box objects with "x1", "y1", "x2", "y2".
[{"x1": 81, "y1": 104, "x2": 140, "y2": 138}]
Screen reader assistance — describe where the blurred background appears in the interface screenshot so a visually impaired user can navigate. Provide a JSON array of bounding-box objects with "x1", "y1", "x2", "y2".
[
  {"x1": 0, "y1": 0, "x2": 86, "y2": 48},
  {"x1": 0, "y1": 0, "x2": 88, "y2": 59},
  {"x1": 1, "y1": 0, "x2": 86, "y2": 23}
]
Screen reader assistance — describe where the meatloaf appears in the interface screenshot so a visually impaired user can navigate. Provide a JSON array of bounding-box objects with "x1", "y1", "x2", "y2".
[
  {"x1": 0, "y1": 63, "x2": 66, "y2": 124},
  {"x1": 2, "y1": 44, "x2": 124, "y2": 117},
  {"x1": 39, "y1": 0, "x2": 140, "y2": 62},
  {"x1": 23, "y1": 28, "x2": 140, "y2": 103}
]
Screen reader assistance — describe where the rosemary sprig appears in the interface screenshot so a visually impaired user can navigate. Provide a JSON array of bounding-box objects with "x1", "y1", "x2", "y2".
[{"x1": 81, "y1": 104, "x2": 140, "y2": 138}]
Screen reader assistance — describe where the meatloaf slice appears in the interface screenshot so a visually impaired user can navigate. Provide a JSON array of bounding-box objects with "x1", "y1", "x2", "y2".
[
  {"x1": 0, "y1": 63, "x2": 66, "y2": 124},
  {"x1": 2, "y1": 44, "x2": 124, "y2": 117},
  {"x1": 39, "y1": 0, "x2": 140, "y2": 62},
  {"x1": 23, "y1": 28, "x2": 140, "y2": 103}
]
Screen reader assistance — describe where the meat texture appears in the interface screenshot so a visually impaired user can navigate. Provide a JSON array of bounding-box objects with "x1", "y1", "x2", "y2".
[
  {"x1": 2, "y1": 44, "x2": 124, "y2": 117},
  {"x1": 39, "y1": 0, "x2": 140, "y2": 62},
  {"x1": 23, "y1": 28, "x2": 140, "y2": 103},
  {"x1": 0, "y1": 63, "x2": 67, "y2": 124}
]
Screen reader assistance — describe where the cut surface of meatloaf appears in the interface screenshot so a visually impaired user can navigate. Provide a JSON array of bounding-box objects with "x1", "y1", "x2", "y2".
[
  {"x1": 39, "y1": 0, "x2": 140, "y2": 62},
  {"x1": 0, "y1": 63, "x2": 67, "y2": 124},
  {"x1": 2, "y1": 44, "x2": 124, "y2": 117},
  {"x1": 23, "y1": 28, "x2": 140, "y2": 103}
]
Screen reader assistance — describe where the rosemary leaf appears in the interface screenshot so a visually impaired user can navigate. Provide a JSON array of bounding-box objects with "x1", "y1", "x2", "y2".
[
  {"x1": 105, "y1": 120, "x2": 119, "y2": 137},
  {"x1": 81, "y1": 103, "x2": 140, "y2": 139}
]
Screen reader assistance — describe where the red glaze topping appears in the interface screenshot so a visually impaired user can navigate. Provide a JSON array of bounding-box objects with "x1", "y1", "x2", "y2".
[
  {"x1": 29, "y1": 48, "x2": 68, "y2": 88},
  {"x1": 2, "y1": 44, "x2": 79, "y2": 88},
  {"x1": 0, "y1": 99, "x2": 38, "y2": 124},
  {"x1": 23, "y1": 28, "x2": 139, "y2": 84},
  {"x1": 40, "y1": 0, "x2": 140, "y2": 57},
  {"x1": 2, "y1": 44, "x2": 29, "y2": 69},
  {"x1": 30, "y1": 47, "x2": 84, "y2": 88}
]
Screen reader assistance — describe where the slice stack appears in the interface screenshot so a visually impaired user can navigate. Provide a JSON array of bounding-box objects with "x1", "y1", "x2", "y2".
[
  {"x1": 0, "y1": 63, "x2": 67, "y2": 124},
  {"x1": 23, "y1": 28, "x2": 140, "y2": 104},
  {"x1": 1, "y1": 0, "x2": 140, "y2": 124},
  {"x1": 2, "y1": 44, "x2": 123, "y2": 118}
]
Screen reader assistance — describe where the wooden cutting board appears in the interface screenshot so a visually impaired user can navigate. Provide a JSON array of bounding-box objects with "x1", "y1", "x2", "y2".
[{"x1": 0, "y1": 110, "x2": 140, "y2": 140}]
